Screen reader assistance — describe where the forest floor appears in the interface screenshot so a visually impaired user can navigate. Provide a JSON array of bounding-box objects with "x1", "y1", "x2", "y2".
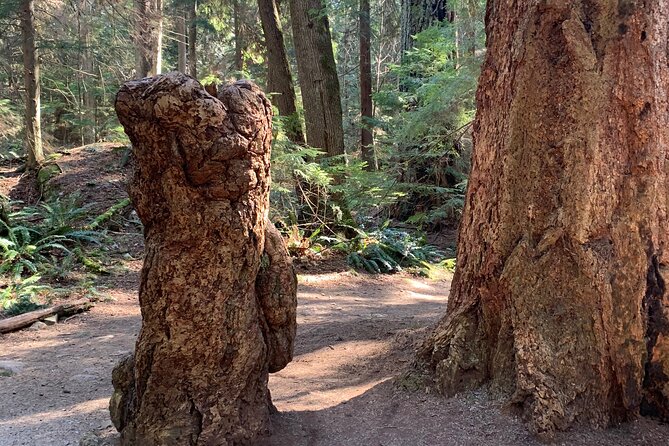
[{"x1": 1, "y1": 145, "x2": 669, "y2": 446}]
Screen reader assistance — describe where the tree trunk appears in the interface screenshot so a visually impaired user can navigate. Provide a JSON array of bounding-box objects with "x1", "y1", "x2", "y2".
[
  {"x1": 110, "y1": 73, "x2": 297, "y2": 445},
  {"x1": 258, "y1": 0, "x2": 305, "y2": 145},
  {"x1": 233, "y1": 0, "x2": 243, "y2": 72},
  {"x1": 20, "y1": 0, "x2": 44, "y2": 169},
  {"x1": 359, "y1": 0, "x2": 376, "y2": 171},
  {"x1": 288, "y1": 0, "x2": 344, "y2": 156},
  {"x1": 415, "y1": 1, "x2": 669, "y2": 439},
  {"x1": 400, "y1": 0, "x2": 450, "y2": 55},
  {"x1": 134, "y1": 0, "x2": 163, "y2": 78},
  {"x1": 176, "y1": 7, "x2": 187, "y2": 73},
  {"x1": 188, "y1": 0, "x2": 197, "y2": 78}
]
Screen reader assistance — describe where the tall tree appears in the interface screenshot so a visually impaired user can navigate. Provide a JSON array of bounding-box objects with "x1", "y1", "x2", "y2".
[
  {"x1": 359, "y1": 0, "x2": 376, "y2": 170},
  {"x1": 175, "y1": 5, "x2": 187, "y2": 72},
  {"x1": 233, "y1": 0, "x2": 243, "y2": 71},
  {"x1": 416, "y1": 0, "x2": 669, "y2": 439},
  {"x1": 188, "y1": 0, "x2": 197, "y2": 77},
  {"x1": 257, "y1": 0, "x2": 304, "y2": 144},
  {"x1": 134, "y1": 0, "x2": 164, "y2": 78},
  {"x1": 289, "y1": 0, "x2": 344, "y2": 156},
  {"x1": 400, "y1": 0, "x2": 451, "y2": 54},
  {"x1": 110, "y1": 74, "x2": 297, "y2": 444},
  {"x1": 20, "y1": 0, "x2": 44, "y2": 169}
]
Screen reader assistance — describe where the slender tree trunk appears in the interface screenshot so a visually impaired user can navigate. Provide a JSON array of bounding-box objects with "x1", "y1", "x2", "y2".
[
  {"x1": 258, "y1": 0, "x2": 305, "y2": 145},
  {"x1": 110, "y1": 73, "x2": 297, "y2": 445},
  {"x1": 20, "y1": 0, "x2": 44, "y2": 169},
  {"x1": 359, "y1": 0, "x2": 376, "y2": 170},
  {"x1": 176, "y1": 7, "x2": 187, "y2": 73},
  {"x1": 80, "y1": 0, "x2": 96, "y2": 144},
  {"x1": 134, "y1": 0, "x2": 163, "y2": 78},
  {"x1": 188, "y1": 0, "x2": 197, "y2": 78},
  {"x1": 233, "y1": 0, "x2": 243, "y2": 72},
  {"x1": 416, "y1": 1, "x2": 669, "y2": 439},
  {"x1": 288, "y1": 0, "x2": 344, "y2": 156}
]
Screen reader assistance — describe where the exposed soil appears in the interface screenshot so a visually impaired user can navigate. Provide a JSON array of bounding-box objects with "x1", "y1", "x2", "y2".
[{"x1": 1, "y1": 145, "x2": 668, "y2": 446}]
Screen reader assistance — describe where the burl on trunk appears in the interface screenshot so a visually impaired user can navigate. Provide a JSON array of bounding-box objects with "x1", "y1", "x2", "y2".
[
  {"x1": 109, "y1": 73, "x2": 297, "y2": 445},
  {"x1": 415, "y1": 0, "x2": 669, "y2": 440}
]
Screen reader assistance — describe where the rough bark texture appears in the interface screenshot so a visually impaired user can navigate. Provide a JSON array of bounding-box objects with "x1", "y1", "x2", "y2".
[
  {"x1": 20, "y1": 0, "x2": 44, "y2": 169},
  {"x1": 134, "y1": 0, "x2": 163, "y2": 78},
  {"x1": 359, "y1": 0, "x2": 376, "y2": 170},
  {"x1": 110, "y1": 73, "x2": 297, "y2": 445},
  {"x1": 257, "y1": 0, "x2": 305, "y2": 145},
  {"x1": 288, "y1": 0, "x2": 344, "y2": 155},
  {"x1": 416, "y1": 0, "x2": 669, "y2": 439}
]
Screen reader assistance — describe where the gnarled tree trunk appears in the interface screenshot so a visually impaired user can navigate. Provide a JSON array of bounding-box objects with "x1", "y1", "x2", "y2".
[
  {"x1": 416, "y1": 1, "x2": 669, "y2": 440},
  {"x1": 110, "y1": 73, "x2": 297, "y2": 445}
]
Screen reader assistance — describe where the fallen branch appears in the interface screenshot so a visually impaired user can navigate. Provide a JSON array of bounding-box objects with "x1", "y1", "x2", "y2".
[
  {"x1": 0, "y1": 298, "x2": 94, "y2": 334},
  {"x1": 86, "y1": 198, "x2": 131, "y2": 230}
]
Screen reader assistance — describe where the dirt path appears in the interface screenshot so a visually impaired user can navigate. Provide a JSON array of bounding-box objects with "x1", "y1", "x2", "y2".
[{"x1": 1, "y1": 264, "x2": 668, "y2": 446}]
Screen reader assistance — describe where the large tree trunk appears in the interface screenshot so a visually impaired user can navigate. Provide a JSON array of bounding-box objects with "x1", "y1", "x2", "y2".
[
  {"x1": 134, "y1": 0, "x2": 163, "y2": 78},
  {"x1": 258, "y1": 0, "x2": 305, "y2": 145},
  {"x1": 359, "y1": 0, "x2": 376, "y2": 170},
  {"x1": 288, "y1": 0, "x2": 344, "y2": 156},
  {"x1": 20, "y1": 0, "x2": 44, "y2": 169},
  {"x1": 110, "y1": 73, "x2": 297, "y2": 445},
  {"x1": 415, "y1": 1, "x2": 669, "y2": 439}
]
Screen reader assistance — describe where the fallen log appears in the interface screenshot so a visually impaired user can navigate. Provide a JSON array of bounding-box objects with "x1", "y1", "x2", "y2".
[{"x1": 0, "y1": 298, "x2": 94, "y2": 334}]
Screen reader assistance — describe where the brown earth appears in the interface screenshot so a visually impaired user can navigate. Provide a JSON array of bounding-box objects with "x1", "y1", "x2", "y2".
[{"x1": 0, "y1": 145, "x2": 668, "y2": 445}]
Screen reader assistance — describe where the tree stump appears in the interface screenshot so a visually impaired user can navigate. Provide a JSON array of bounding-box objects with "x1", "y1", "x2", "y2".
[
  {"x1": 414, "y1": 1, "x2": 669, "y2": 440},
  {"x1": 110, "y1": 73, "x2": 297, "y2": 445}
]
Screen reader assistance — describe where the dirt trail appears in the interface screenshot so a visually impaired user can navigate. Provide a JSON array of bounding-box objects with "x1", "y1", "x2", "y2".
[{"x1": 1, "y1": 265, "x2": 667, "y2": 446}]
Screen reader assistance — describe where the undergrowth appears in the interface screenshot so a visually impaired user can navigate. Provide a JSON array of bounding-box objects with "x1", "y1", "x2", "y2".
[{"x1": 0, "y1": 194, "x2": 119, "y2": 317}]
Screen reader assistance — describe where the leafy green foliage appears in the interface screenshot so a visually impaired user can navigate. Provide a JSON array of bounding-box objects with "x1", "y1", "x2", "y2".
[
  {"x1": 0, "y1": 195, "x2": 107, "y2": 316},
  {"x1": 320, "y1": 225, "x2": 448, "y2": 275}
]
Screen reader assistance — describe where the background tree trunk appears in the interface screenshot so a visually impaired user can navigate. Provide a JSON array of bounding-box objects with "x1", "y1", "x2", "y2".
[
  {"x1": 258, "y1": 0, "x2": 305, "y2": 145},
  {"x1": 416, "y1": 0, "x2": 669, "y2": 439},
  {"x1": 400, "y1": 0, "x2": 450, "y2": 55},
  {"x1": 188, "y1": 0, "x2": 197, "y2": 78},
  {"x1": 288, "y1": 0, "x2": 344, "y2": 156},
  {"x1": 359, "y1": 0, "x2": 376, "y2": 170},
  {"x1": 233, "y1": 0, "x2": 243, "y2": 72},
  {"x1": 134, "y1": 0, "x2": 163, "y2": 78},
  {"x1": 176, "y1": 7, "x2": 187, "y2": 73},
  {"x1": 20, "y1": 0, "x2": 44, "y2": 169},
  {"x1": 110, "y1": 73, "x2": 297, "y2": 445}
]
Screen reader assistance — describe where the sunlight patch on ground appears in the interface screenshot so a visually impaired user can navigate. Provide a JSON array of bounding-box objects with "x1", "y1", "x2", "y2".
[{"x1": 0, "y1": 398, "x2": 109, "y2": 427}]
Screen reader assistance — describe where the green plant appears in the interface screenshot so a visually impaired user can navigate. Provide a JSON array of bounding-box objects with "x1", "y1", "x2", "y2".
[
  {"x1": 0, "y1": 219, "x2": 71, "y2": 279},
  {"x1": 0, "y1": 275, "x2": 49, "y2": 316}
]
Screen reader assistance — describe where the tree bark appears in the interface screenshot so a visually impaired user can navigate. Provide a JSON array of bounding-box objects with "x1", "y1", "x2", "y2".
[
  {"x1": 20, "y1": 0, "x2": 44, "y2": 169},
  {"x1": 110, "y1": 73, "x2": 297, "y2": 445},
  {"x1": 134, "y1": 0, "x2": 163, "y2": 78},
  {"x1": 415, "y1": 1, "x2": 669, "y2": 439},
  {"x1": 288, "y1": 0, "x2": 344, "y2": 156},
  {"x1": 258, "y1": 0, "x2": 305, "y2": 145},
  {"x1": 188, "y1": 0, "x2": 197, "y2": 78},
  {"x1": 359, "y1": 0, "x2": 376, "y2": 170}
]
